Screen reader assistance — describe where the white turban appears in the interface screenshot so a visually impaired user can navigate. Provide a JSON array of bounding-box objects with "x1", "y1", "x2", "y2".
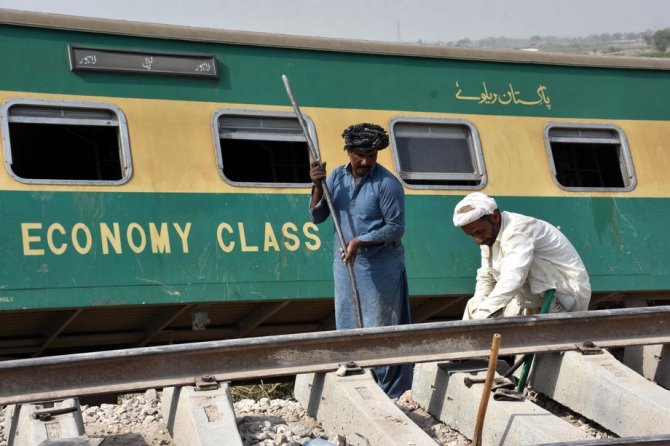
[{"x1": 453, "y1": 192, "x2": 498, "y2": 227}]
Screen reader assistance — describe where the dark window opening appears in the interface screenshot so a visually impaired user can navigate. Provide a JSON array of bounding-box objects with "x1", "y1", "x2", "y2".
[
  {"x1": 546, "y1": 125, "x2": 633, "y2": 190},
  {"x1": 9, "y1": 123, "x2": 123, "y2": 181},
  {"x1": 551, "y1": 142, "x2": 624, "y2": 188},
  {"x1": 215, "y1": 113, "x2": 314, "y2": 186},
  {"x1": 219, "y1": 139, "x2": 310, "y2": 183}
]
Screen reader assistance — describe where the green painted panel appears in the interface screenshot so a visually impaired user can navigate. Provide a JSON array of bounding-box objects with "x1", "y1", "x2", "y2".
[
  {"x1": 0, "y1": 191, "x2": 330, "y2": 296},
  {"x1": 1, "y1": 24, "x2": 669, "y2": 120},
  {"x1": 0, "y1": 282, "x2": 334, "y2": 311},
  {"x1": 408, "y1": 195, "x2": 670, "y2": 296},
  {"x1": 0, "y1": 191, "x2": 667, "y2": 311}
]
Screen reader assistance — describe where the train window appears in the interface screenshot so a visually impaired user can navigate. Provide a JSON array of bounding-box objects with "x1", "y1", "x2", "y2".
[
  {"x1": 213, "y1": 110, "x2": 316, "y2": 187},
  {"x1": 0, "y1": 98, "x2": 132, "y2": 185},
  {"x1": 544, "y1": 123, "x2": 636, "y2": 191},
  {"x1": 389, "y1": 117, "x2": 486, "y2": 189}
]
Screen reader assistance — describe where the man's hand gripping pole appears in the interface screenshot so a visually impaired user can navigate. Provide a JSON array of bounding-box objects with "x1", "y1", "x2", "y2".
[{"x1": 282, "y1": 74, "x2": 363, "y2": 329}]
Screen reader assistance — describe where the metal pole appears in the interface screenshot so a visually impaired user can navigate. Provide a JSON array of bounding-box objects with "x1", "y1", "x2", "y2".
[{"x1": 281, "y1": 74, "x2": 363, "y2": 329}]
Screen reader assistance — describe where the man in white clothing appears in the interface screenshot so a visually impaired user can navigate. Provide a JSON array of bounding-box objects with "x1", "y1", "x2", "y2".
[{"x1": 453, "y1": 192, "x2": 591, "y2": 320}]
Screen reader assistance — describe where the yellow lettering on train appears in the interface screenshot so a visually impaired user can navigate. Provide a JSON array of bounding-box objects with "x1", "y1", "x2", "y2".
[
  {"x1": 303, "y1": 222, "x2": 321, "y2": 251},
  {"x1": 100, "y1": 223, "x2": 122, "y2": 254},
  {"x1": 282, "y1": 222, "x2": 300, "y2": 251},
  {"x1": 264, "y1": 222, "x2": 280, "y2": 252},
  {"x1": 173, "y1": 223, "x2": 191, "y2": 253},
  {"x1": 71, "y1": 223, "x2": 92, "y2": 255},
  {"x1": 215, "y1": 221, "x2": 322, "y2": 254},
  {"x1": 149, "y1": 223, "x2": 171, "y2": 254},
  {"x1": 216, "y1": 222, "x2": 235, "y2": 253},
  {"x1": 47, "y1": 223, "x2": 67, "y2": 255},
  {"x1": 22, "y1": 221, "x2": 193, "y2": 256},
  {"x1": 21, "y1": 223, "x2": 44, "y2": 256},
  {"x1": 126, "y1": 223, "x2": 147, "y2": 253},
  {"x1": 238, "y1": 222, "x2": 259, "y2": 252},
  {"x1": 21, "y1": 220, "x2": 319, "y2": 256}
]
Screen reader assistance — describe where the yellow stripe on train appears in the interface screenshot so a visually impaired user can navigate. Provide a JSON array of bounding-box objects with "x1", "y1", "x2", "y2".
[{"x1": 1, "y1": 90, "x2": 668, "y2": 198}]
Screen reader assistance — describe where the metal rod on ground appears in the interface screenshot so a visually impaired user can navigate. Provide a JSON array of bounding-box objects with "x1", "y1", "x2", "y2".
[
  {"x1": 472, "y1": 333, "x2": 501, "y2": 446},
  {"x1": 281, "y1": 74, "x2": 363, "y2": 329},
  {"x1": 503, "y1": 352, "x2": 529, "y2": 378},
  {"x1": 516, "y1": 289, "x2": 556, "y2": 392}
]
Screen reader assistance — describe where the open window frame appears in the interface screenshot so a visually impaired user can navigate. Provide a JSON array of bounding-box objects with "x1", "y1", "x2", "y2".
[
  {"x1": 543, "y1": 122, "x2": 636, "y2": 192},
  {"x1": 212, "y1": 109, "x2": 318, "y2": 188},
  {"x1": 0, "y1": 97, "x2": 132, "y2": 186}
]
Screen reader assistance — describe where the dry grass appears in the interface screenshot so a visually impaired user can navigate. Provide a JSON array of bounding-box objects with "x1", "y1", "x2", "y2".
[{"x1": 230, "y1": 380, "x2": 294, "y2": 402}]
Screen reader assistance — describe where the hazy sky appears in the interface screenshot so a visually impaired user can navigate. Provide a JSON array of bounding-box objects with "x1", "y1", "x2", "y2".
[{"x1": 0, "y1": 0, "x2": 668, "y2": 43}]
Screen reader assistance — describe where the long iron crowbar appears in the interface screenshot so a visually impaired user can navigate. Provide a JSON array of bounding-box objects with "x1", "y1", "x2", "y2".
[{"x1": 281, "y1": 74, "x2": 364, "y2": 329}]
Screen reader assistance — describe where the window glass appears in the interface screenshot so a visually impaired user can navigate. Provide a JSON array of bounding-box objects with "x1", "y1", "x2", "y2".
[
  {"x1": 213, "y1": 111, "x2": 315, "y2": 187},
  {"x1": 545, "y1": 123, "x2": 635, "y2": 191},
  {"x1": 390, "y1": 117, "x2": 486, "y2": 189},
  {"x1": 1, "y1": 99, "x2": 132, "y2": 185}
]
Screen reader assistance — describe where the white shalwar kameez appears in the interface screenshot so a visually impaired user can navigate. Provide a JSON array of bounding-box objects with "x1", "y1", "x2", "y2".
[{"x1": 463, "y1": 211, "x2": 591, "y2": 320}]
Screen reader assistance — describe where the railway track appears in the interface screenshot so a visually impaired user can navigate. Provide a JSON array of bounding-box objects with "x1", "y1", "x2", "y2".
[{"x1": 1, "y1": 306, "x2": 670, "y2": 445}]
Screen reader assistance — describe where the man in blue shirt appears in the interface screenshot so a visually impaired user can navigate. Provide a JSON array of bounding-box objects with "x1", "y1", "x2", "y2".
[{"x1": 309, "y1": 123, "x2": 412, "y2": 398}]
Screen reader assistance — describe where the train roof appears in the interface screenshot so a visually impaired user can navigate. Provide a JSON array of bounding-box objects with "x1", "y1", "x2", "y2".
[{"x1": 1, "y1": 8, "x2": 670, "y2": 71}]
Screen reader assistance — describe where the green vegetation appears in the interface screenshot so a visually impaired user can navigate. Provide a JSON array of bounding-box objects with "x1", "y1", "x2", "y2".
[{"x1": 650, "y1": 28, "x2": 670, "y2": 52}]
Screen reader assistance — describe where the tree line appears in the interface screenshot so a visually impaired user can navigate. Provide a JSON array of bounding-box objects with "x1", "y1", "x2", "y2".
[
  {"x1": 648, "y1": 28, "x2": 670, "y2": 52},
  {"x1": 429, "y1": 29, "x2": 670, "y2": 55}
]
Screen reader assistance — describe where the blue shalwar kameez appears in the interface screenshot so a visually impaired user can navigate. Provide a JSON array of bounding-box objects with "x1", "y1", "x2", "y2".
[{"x1": 310, "y1": 162, "x2": 413, "y2": 398}]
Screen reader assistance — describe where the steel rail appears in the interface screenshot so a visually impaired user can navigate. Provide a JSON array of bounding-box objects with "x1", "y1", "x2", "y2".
[
  {"x1": 281, "y1": 74, "x2": 363, "y2": 329},
  {"x1": 538, "y1": 434, "x2": 670, "y2": 445},
  {"x1": 1, "y1": 306, "x2": 669, "y2": 405}
]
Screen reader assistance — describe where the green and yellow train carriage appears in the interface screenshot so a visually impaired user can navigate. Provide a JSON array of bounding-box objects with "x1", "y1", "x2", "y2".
[{"x1": 0, "y1": 9, "x2": 669, "y2": 357}]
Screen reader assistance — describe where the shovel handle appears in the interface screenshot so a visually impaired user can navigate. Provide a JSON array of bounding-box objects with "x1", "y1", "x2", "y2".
[{"x1": 473, "y1": 333, "x2": 501, "y2": 446}]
